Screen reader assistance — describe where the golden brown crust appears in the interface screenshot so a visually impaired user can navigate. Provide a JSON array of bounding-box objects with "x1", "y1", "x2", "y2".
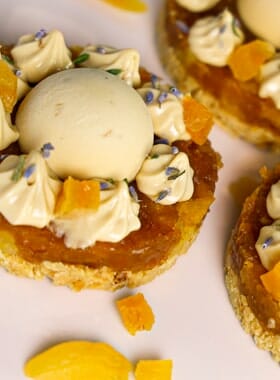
[
  {"x1": 157, "y1": 0, "x2": 280, "y2": 150},
  {"x1": 225, "y1": 165, "x2": 280, "y2": 360},
  {"x1": 225, "y1": 255, "x2": 280, "y2": 362}
]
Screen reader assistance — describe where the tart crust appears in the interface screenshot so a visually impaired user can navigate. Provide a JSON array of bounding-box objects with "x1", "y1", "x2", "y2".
[
  {"x1": 158, "y1": 0, "x2": 280, "y2": 150},
  {"x1": 225, "y1": 165, "x2": 280, "y2": 361}
]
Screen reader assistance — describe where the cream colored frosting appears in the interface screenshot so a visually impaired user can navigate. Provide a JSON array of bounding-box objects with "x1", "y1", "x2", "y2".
[
  {"x1": 259, "y1": 55, "x2": 280, "y2": 109},
  {"x1": 237, "y1": 0, "x2": 280, "y2": 48},
  {"x1": 0, "y1": 99, "x2": 19, "y2": 150},
  {"x1": 51, "y1": 181, "x2": 140, "y2": 249},
  {"x1": 11, "y1": 30, "x2": 72, "y2": 83},
  {"x1": 189, "y1": 9, "x2": 244, "y2": 67},
  {"x1": 176, "y1": 0, "x2": 220, "y2": 12},
  {"x1": 136, "y1": 144, "x2": 194, "y2": 205},
  {"x1": 0, "y1": 151, "x2": 62, "y2": 228},
  {"x1": 255, "y1": 221, "x2": 280, "y2": 271},
  {"x1": 137, "y1": 87, "x2": 190, "y2": 143},
  {"x1": 266, "y1": 179, "x2": 280, "y2": 219},
  {"x1": 256, "y1": 179, "x2": 280, "y2": 270},
  {"x1": 79, "y1": 45, "x2": 140, "y2": 87},
  {"x1": 16, "y1": 68, "x2": 154, "y2": 181},
  {"x1": 16, "y1": 76, "x2": 31, "y2": 100}
]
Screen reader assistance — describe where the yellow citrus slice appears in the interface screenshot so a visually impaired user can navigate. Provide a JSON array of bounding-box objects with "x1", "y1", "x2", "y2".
[
  {"x1": 24, "y1": 341, "x2": 132, "y2": 380},
  {"x1": 101, "y1": 0, "x2": 147, "y2": 12}
]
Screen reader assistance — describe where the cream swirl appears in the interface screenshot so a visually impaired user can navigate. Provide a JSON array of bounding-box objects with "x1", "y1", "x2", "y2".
[
  {"x1": 11, "y1": 30, "x2": 72, "y2": 83},
  {"x1": 266, "y1": 179, "x2": 280, "y2": 219},
  {"x1": 51, "y1": 181, "x2": 140, "y2": 249},
  {"x1": 137, "y1": 87, "x2": 191, "y2": 143},
  {"x1": 0, "y1": 99, "x2": 19, "y2": 150},
  {"x1": 259, "y1": 55, "x2": 280, "y2": 109},
  {"x1": 136, "y1": 144, "x2": 194, "y2": 205},
  {"x1": 255, "y1": 220, "x2": 280, "y2": 271},
  {"x1": 0, "y1": 151, "x2": 62, "y2": 228},
  {"x1": 79, "y1": 45, "x2": 140, "y2": 86},
  {"x1": 189, "y1": 9, "x2": 244, "y2": 67},
  {"x1": 176, "y1": 0, "x2": 221, "y2": 12}
]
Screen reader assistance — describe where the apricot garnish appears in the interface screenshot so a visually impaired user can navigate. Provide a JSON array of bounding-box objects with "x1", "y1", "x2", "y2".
[
  {"x1": 228, "y1": 40, "x2": 275, "y2": 82},
  {"x1": 135, "y1": 359, "x2": 173, "y2": 380},
  {"x1": 101, "y1": 0, "x2": 147, "y2": 12},
  {"x1": 116, "y1": 292, "x2": 155, "y2": 335},
  {"x1": 55, "y1": 176, "x2": 100, "y2": 215},
  {"x1": 183, "y1": 96, "x2": 213, "y2": 145},
  {"x1": 24, "y1": 341, "x2": 132, "y2": 380},
  {"x1": 260, "y1": 261, "x2": 280, "y2": 301},
  {"x1": 0, "y1": 60, "x2": 17, "y2": 113}
]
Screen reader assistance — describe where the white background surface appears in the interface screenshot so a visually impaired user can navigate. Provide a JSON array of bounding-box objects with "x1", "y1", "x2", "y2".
[{"x1": 0, "y1": 0, "x2": 280, "y2": 379}]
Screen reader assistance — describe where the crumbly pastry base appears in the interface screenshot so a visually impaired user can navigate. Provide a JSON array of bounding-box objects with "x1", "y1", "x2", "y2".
[
  {"x1": 0, "y1": 218, "x2": 202, "y2": 291},
  {"x1": 157, "y1": 5, "x2": 280, "y2": 151},
  {"x1": 225, "y1": 241, "x2": 280, "y2": 362}
]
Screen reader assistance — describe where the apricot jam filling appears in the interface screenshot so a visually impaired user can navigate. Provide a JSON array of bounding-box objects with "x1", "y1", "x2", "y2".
[
  {"x1": 164, "y1": 0, "x2": 280, "y2": 136},
  {"x1": 0, "y1": 140, "x2": 220, "y2": 272}
]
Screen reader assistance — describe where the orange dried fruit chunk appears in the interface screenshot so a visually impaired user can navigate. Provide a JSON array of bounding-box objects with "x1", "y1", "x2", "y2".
[
  {"x1": 183, "y1": 95, "x2": 213, "y2": 145},
  {"x1": 24, "y1": 340, "x2": 132, "y2": 380},
  {"x1": 228, "y1": 39, "x2": 275, "y2": 81},
  {"x1": 116, "y1": 292, "x2": 155, "y2": 335},
  {"x1": 0, "y1": 60, "x2": 17, "y2": 113},
  {"x1": 135, "y1": 359, "x2": 173, "y2": 380},
  {"x1": 101, "y1": 0, "x2": 147, "y2": 12},
  {"x1": 260, "y1": 261, "x2": 280, "y2": 301},
  {"x1": 55, "y1": 176, "x2": 100, "y2": 215}
]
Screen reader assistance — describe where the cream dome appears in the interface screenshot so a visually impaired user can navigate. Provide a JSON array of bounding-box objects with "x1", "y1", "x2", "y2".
[
  {"x1": 16, "y1": 68, "x2": 154, "y2": 181},
  {"x1": 238, "y1": 0, "x2": 280, "y2": 48}
]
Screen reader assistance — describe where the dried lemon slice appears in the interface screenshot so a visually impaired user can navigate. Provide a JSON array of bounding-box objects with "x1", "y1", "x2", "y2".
[
  {"x1": 101, "y1": 0, "x2": 147, "y2": 12},
  {"x1": 24, "y1": 341, "x2": 132, "y2": 380}
]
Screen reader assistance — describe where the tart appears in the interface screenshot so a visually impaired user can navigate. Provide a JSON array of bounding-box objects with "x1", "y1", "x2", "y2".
[
  {"x1": 225, "y1": 165, "x2": 280, "y2": 361},
  {"x1": 0, "y1": 30, "x2": 221, "y2": 291},
  {"x1": 158, "y1": 0, "x2": 280, "y2": 150}
]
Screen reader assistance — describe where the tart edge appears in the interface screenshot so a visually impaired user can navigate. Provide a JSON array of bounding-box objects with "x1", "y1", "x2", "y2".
[
  {"x1": 225, "y1": 233, "x2": 280, "y2": 362},
  {"x1": 0, "y1": 201, "x2": 211, "y2": 291}
]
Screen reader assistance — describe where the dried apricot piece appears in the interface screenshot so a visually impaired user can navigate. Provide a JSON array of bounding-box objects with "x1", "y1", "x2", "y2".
[
  {"x1": 101, "y1": 0, "x2": 147, "y2": 12},
  {"x1": 0, "y1": 60, "x2": 17, "y2": 113},
  {"x1": 135, "y1": 359, "x2": 173, "y2": 380},
  {"x1": 24, "y1": 340, "x2": 132, "y2": 380},
  {"x1": 260, "y1": 261, "x2": 280, "y2": 301},
  {"x1": 228, "y1": 39, "x2": 275, "y2": 81},
  {"x1": 55, "y1": 176, "x2": 100, "y2": 215},
  {"x1": 116, "y1": 292, "x2": 155, "y2": 335},
  {"x1": 182, "y1": 95, "x2": 213, "y2": 145}
]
